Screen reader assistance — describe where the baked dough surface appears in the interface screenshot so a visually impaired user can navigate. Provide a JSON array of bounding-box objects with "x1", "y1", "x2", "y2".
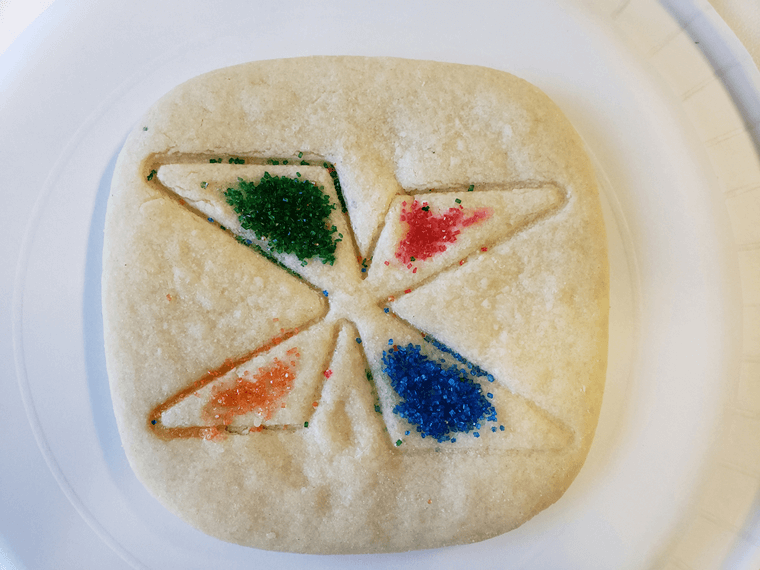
[{"x1": 102, "y1": 56, "x2": 609, "y2": 553}]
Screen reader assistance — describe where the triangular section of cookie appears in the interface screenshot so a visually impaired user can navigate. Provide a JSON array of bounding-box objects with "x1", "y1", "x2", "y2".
[
  {"x1": 366, "y1": 185, "x2": 565, "y2": 295},
  {"x1": 154, "y1": 321, "x2": 338, "y2": 436},
  {"x1": 306, "y1": 322, "x2": 389, "y2": 454},
  {"x1": 157, "y1": 163, "x2": 361, "y2": 291},
  {"x1": 355, "y1": 309, "x2": 572, "y2": 452}
]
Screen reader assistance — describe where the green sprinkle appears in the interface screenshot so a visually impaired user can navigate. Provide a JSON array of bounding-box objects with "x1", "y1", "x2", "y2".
[
  {"x1": 209, "y1": 158, "x2": 222, "y2": 163},
  {"x1": 468, "y1": 185, "x2": 474, "y2": 192},
  {"x1": 455, "y1": 198, "x2": 462, "y2": 204},
  {"x1": 298, "y1": 152, "x2": 303, "y2": 158},
  {"x1": 228, "y1": 157, "x2": 245, "y2": 164},
  {"x1": 219, "y1": 225, "x2": 226, "y2": 231},
  {"x1": 282, "y1": 159, "x2": 288, "y2": 165},
  {"x1": 201, "y1": 181, "x2": 208, "y2": 188},
  {"x1": 410, "y1": 256, "x2": 416, "y2": 261},
  {"x1": 300, "y1": 160, "x2": 309, "y2": 165},
  {"x1": 304, "y1": 421, "x2": 309, "y2": 428},
  {"x1": 421, "y1": 206, "x2": 430, "y2": 212},
  {"x1": 296, "y1": 172, "x2": 301, "y2": 177},
  {"x1": 142, "y1": 126, "x2": 148, "y2": 131},
  {"x1": 395, "y1": 439, "x2": 403, "y2": 446},
  {"x1": 225, "y1": 173, "x2": 339, "y2": 265},
  {"x1": 147, "y1": 169, "x2": 157, "y2": 181}
]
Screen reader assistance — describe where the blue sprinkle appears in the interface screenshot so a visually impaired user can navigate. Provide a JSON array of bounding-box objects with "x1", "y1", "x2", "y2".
[
  {"x1": 322, "y1": 290, "x2": 329, "y2": 297},
  {"x1": 388, "y1": 339, "x2": 394, "y2": 345},
  {"x1": 451, "y1": 438, "x2": 456, "y2": 443},
  {"x1": 487, "y1": 393, "x2": 493, "y2": 399},
  {"x1": 151, "y1": 419, "x2": 157, "y2": 425},
  {"x1": 356, "y1": 338, "x2": 362, "y2": 344},
  {"x1": 474, "y1": 432, "x2": 480, "y2": 438},
  {"x1": 207, "y1": 217, "x2": 214, "y2": 222},
  {"x1": 361, "y1": 268, "x2": 367, "y2": 273},
  {"x1": 405, "y1": 430, "x2": 410, "y2": 435},
  {"x1": 492, "y1": 426, "x2": 497, "y2": 432},
  {"x1": 382, "y1": 343, "x2": 496, "y2": 442},
  {"x1": 487, "y1": 374, "x2": 494, "y2": 383},
  {"x1": 384, "y1": 308, "x2": 390, "y2": 313},
  {"x1": 500, "y1": 425, "x2": 505, "y2": 431}
]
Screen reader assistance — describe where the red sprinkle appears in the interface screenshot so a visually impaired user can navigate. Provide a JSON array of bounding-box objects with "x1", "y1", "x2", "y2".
[
  {"x1": 384, "y1": 260, "x2": 390, "y2": 266},
  {"x1": 395, "y1": 199, "x2": 491, "y2": 266},
  {"x1": 481, "y1": 246, "x2": 488, "y2": 252},
  {"x1": 324, "y1": 369, "x2": 333, "y2": 379}
]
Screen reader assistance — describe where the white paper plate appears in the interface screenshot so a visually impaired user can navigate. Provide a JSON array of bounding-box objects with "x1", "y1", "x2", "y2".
[{"x1": 2, "y1": 1, "x2": 759, "y2": 568}]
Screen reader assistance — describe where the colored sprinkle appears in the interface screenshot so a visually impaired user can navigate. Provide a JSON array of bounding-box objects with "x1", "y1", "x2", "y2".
[
  {"x1": 468, "y1": 185, "x2": 474, "y2": 192},
  {"x1": 395, "y1": 199, "x2": 492, "y2": 266},
  {"x1": 384, "y1": 308, "x2": 390, "y2": 313},
  {"x1": 228, "y1": 157, "x2": 245, "y2": 164},
  {"x1": 142, "y1": 126, "x2": 148, "y2": 131},
  {"x1": 202, "y1": 355, "x2": 297, "y2": 425},
  {"x1": 304, "y1": 421, "x2": 309, "y2": 427},
  {"x1": 296, "y1": 172, "x2": 301, "y2": 177},
  {"x1": 323, "y1": 290, "x2": 329, "y2": 297},
  {"x1": 404, "y1": 289, "x2": 412, "y2": 294},
  {"x1": 474, "y1": 432, "x2": 480, "y2": 438},
  {"x1": 487, "y1": 393, "x2": 493, "y2": 399},
  {"x1": 312, "y1": 401, "x2": 319, "y2": 408},
  {"x1": 455, "y1": 198, "x2": 462, "y2": 204},
  {"x1": 459, "y1": 259, "x2": 465, "y2": 265},
  {"x1": 388, "y1": 339, "x2": 394, "y2": 345},
  {"x1": 356, "y1": 338, "x2": 362, "y2": 344},
  {"x1": 219, "y1": 225, "x2": 226, "y2": 231},
  {"x1": 225, "y1": 172, "x2": 339, "y2": 265},
  {"x1": 395, "y1": 439, "x2": 403, "y2": 446},
  {"x1": 382, "y1": 344, "x2": 496, "y2": 442},
  {"x1": 500, "y1": 425, "x2": 505, "y2": 431},
  {"x1": 201, "y1": 181, "x2": 208, "y2": 188},
  {"x1": 151, "y1": 419, "x2": 157, "y2": 425},
  {"x1": 492, "y1": 426, "x2": 497, "y2": 432},
  {"x1": 384, "y1": 260, "x2": 390, "y2": 266},
  {"x1": 298, "y1": 152, "x2": 303, "y2": 158},
  {"x1": 324, "y1": 369, "x2": 333, "y2": 379},
  {"x1": 146, "y1": 169, "x2": 157, "y2": 181},
  {"x1": 481, "y1": 246, "x2": 488, "y2": 252},
  {"x1": 209, "y1": 158, "x2": 222, "y2": 163},
  {"x1": 405, "y1": 430, "x2": 410, "y2": 435},
  {"x1": 207, "y1": 217, "x2": 214, "y2": 222},
  {"x1": 166, "y1": 294, "x2": 172, "y2": 301}
]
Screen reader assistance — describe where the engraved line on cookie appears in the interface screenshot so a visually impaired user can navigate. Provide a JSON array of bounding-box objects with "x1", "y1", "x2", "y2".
[{"x1": 146, "y1": 155, "x2": 573, "y2": 451}]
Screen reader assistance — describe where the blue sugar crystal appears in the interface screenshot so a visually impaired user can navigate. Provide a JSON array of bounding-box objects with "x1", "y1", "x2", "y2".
[{"x1": 382, "y1": 343, "x2": 496, "y2": 443}]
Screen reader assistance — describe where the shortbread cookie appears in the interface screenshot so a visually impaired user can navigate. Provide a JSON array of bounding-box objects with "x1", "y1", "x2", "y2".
[{"x1": 102, "y1": 56, "x2": 609, "y2": 553}]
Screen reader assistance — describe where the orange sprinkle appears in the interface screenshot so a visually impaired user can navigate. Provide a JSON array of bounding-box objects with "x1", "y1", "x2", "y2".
[
  {"x1": 427, "y1": 499, "x2": 432, "y2": 504},
  {"x1": 312, "y1": 401, "x2": 319, "y2": 408},
  {"x1": 202, "y1": 356, "x2": 297, "y2": 425},
  {"x1": 388, "y1": 295, "x2": 395, "y2": 302},
  {"x1": 166, "y1": 294, "x2": 172, "y2": 301},
  {"x1": 178, "y1": 199, "x2": 186, "y2": 206}
]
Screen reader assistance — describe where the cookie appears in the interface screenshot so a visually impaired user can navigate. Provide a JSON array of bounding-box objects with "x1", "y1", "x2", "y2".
[{"x1": 102, "y1": 56, "x2": 608, "y2": 553}]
